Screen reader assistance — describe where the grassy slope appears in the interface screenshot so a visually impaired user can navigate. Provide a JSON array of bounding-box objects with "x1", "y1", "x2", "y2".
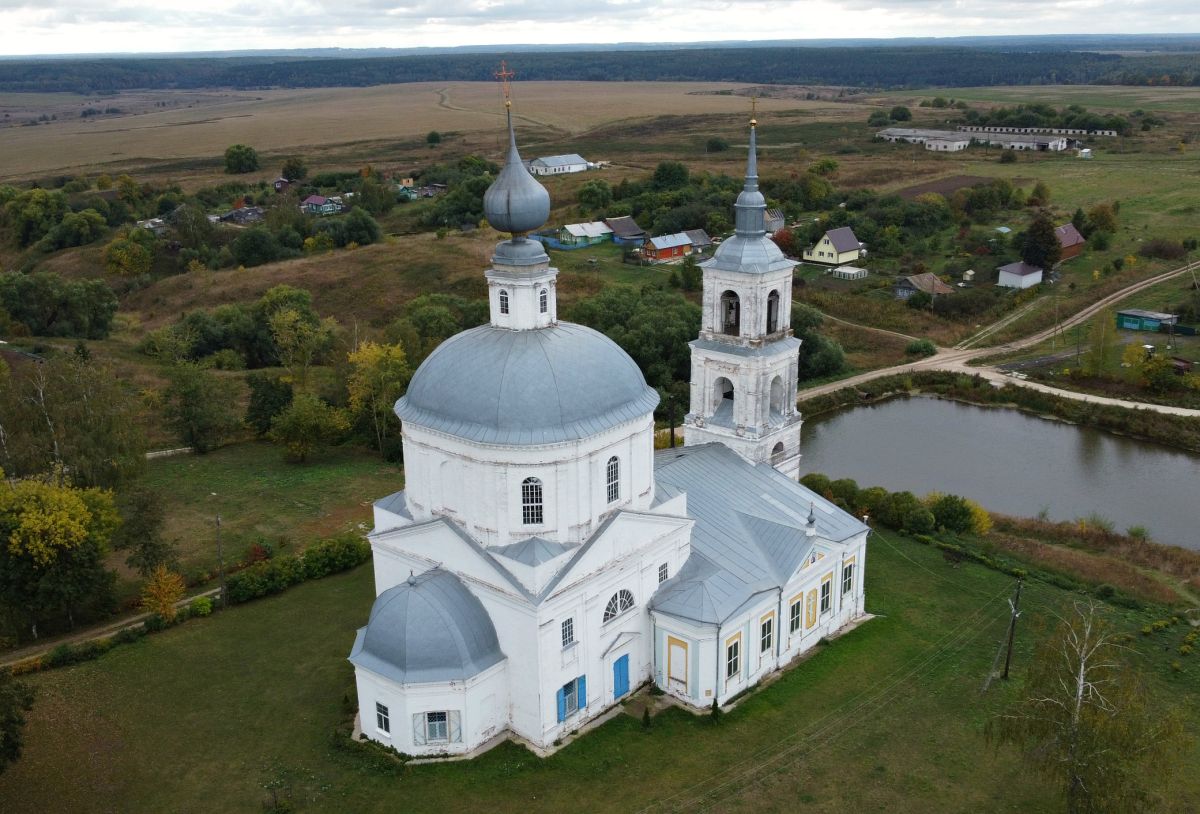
[
  {"x1": 139, "y1": 442, "x2": 401, "y2": 577},
  {"x1": 2, "y1": 530, "x2": 1195, "y2": 813}
]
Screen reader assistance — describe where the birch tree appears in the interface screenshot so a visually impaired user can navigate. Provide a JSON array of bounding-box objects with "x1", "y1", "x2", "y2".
[{"x1": 992, "y1": 602, "x2": 1185, "y2": 813}]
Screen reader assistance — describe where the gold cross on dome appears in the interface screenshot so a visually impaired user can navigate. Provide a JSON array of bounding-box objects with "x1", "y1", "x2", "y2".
[{"x1": 495, "y1": 61, "x2": 515, "y2": 108}]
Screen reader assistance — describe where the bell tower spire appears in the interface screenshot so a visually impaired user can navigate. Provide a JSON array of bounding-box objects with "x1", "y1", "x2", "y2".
[{"x1": 683, "y1": 109, "x2": 804, "y2": 478}]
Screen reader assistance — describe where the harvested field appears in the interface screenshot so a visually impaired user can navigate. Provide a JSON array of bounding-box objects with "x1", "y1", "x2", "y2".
[
  {"x1": 0, "y1": 82, "x2": 833, "y2": 181},
  {"x1": 893, "y1": 174, "x2": 990, "y2": 200}
]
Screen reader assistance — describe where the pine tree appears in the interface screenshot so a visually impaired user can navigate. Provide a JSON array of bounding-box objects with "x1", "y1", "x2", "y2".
[{"x1": 1022, "y1": 210, "x2": 1062, "y2": 269}]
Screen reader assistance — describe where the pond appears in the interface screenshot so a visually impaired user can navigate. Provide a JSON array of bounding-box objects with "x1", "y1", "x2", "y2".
[{"x1": 799, "y1": 395, "x2": 1200, "y2": 551}]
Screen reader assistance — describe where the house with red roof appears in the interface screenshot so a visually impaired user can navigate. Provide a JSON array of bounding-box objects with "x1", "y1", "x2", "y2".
[{"x1": 1055, "y1": 223, "x2": 1086, "y2": 261}]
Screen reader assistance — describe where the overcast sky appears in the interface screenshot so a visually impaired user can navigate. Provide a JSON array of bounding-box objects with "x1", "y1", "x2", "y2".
[{"x1": 1, "y1": 0, "x2": 1198, "y2": 57}]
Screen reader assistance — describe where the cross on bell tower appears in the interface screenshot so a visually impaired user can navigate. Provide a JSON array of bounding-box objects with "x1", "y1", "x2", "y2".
[{"x1": 683, "y1": 108, "x2": 804, "y2": 478}]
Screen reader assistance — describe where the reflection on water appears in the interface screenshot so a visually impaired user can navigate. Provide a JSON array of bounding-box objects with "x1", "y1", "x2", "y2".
[{"x1": 800, "y1": 396, "x2": 1200, "y2": 551}]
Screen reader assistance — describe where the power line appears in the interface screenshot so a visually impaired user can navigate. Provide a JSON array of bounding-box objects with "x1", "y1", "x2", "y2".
[{"x1": 637, "y1": 584, "x2": 1010, "y2": 814}]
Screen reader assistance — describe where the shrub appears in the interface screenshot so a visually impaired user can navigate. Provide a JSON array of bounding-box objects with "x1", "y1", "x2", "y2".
[
  {"x1": 902, "y1": 507, "x2": 937, "y2": 534},
  {"x1": 302, "y1": 534, "x2": 371, "y2": 580},
  {"x1": 190, "y1": 596, "x2": 213, "y2": 617},
  {"x1": 905, "y1": 339, "x2": 937, "y2": 357},
  {"x1": 999, "y1": 151, "x2": 1017, "y2": 164},
  {"x1": 1138, "y1": 238, "x2": 1187, "y2": 261},
  {"x1": 800, "y1": 473, "x2": 833, "y2": 497},
  {"x1": 225, "y1": 556, "x2": 306, "y2": 604},
  {"x1": 929, "y1": 494, "x2": 973, "y2": 534}
]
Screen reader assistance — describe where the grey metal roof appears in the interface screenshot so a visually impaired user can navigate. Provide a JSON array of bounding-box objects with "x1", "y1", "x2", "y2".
[
  {"x1": 702, "y1": 233, "x2": 796, "y2": 276},
  {"x1": 649, "y1": 232, "x2": 692, "y2": 251},
  {"x1": 396, "y1": 322, "x2": 659, "y2": 446},
  {"x1": 348, "y1": 568, "x2": 505, "y2": 684},
  {"x1": 493, "y1": 536, "x2": 577, "y2": 566},
  {"x1": 684, "y1": 229, "x2": 711, "y2": 247},
  {"x1": 605, "y1": 216, "x2": 647, "y2": 239},
  {"x1": 825, "y1": 227, "x2": 862, "y2": 253},
  {"x1": 533, "y1": 154, "x2": 587, "y2": 167},
  {"x1": 374, "y1": 490, "x2": 413, "y2": 522},
  {"x1": 998, "y1": 261, "x2": 1043, "y2": 277},
  {"x1": 648, "y1": 443, "x2": 868, "y2": 625},
  {"x1": 483, "y1": 108, "x2": 551, "y2": 235}
]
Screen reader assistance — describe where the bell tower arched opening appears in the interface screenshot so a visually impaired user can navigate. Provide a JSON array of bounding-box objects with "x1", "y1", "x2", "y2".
[{"x1": 720, "y1": 291, "x2": 740, "y2": 336}]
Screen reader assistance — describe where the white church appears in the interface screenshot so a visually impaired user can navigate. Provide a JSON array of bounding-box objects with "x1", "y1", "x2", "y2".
[{"x1": 347, "y1": 99, "x2": 869, "y2": 757}]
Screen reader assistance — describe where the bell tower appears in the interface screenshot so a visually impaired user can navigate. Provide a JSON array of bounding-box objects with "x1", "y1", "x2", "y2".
[{"x1": 683, "y1": 111, "x2": 803, "y2": 478}]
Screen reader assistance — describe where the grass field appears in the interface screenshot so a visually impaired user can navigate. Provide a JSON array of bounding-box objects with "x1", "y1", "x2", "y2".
[
  {"x1": 880, "y1": 85, "x2": 1200, "y2": 113},
  {"x1": 1, "y1": 528, "x2": 1195, "y2": 813},
  {"x1": 139, "y1": 442, "x2": 400, "y2": 579},
  {"x1": 0, "y1": 82, "x2": 838, "y2": 182}
]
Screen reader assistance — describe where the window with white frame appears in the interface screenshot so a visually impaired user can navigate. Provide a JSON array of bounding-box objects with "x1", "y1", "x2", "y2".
[
  {"x1": 606, "y1": 456, "x2": 620, "y2": 503},
  {"x1": 602, "y1": 589, "x2": 635, "y2": 623},
  {"x1": 820, "y1": 580, "x2": 832, "y2": 614},
  {"x1": 760, "y1": 616, "x2": 773, "y2": 653},
  {"x1": 539, "y1": 288, "x2": 548, "y2": 313},
  {"x1": 789, "y1": 600, "x2": 803, "y2": 633},
  {"x1": 499, "y1": 289, "x2": 509, "y2": 314},
  {"x1": 375, "y1": 702, "x2": 390, "y2": 734},
  {"x1": 842, "y1": 563, "x2": 854, "y2": 597},
  {"x1": 726, "y1": 638, "x2": 740, "y2": 679},
  {"x1": 425, "y1": 710, "x2": 449, "y2": 742},
  {"x1": 658, "y1": 563, "x2": 669, "y2": 584},
  {"x1": 561, "y1": 617, "x2": 575, "y2": 648},
  {"x1": 562, "y1": 676, "x2": 581, "y2": 717},
  {"x1": 412, "y1": 711, "x2": 461, "y2": 745},
  {"x1": 521, "y1": 477, "x2": 543, "y2": 525}
]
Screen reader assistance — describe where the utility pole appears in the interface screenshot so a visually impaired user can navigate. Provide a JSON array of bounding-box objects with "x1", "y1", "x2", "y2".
[
  {"x1": 1002, "y1": 577, "x2": 1024, "y2": 680},
  {"x1": 216, "y1": 513, "x2": 227, "y2": 609}
]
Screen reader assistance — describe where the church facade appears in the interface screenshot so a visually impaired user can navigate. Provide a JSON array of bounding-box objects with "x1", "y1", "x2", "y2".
[{"x1": 348, "y1": 102, "x2": 869, "y2": 758}]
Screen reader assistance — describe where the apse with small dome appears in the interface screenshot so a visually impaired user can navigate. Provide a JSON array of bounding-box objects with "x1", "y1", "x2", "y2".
[{"x1": 349, "y1": 81, "x2": 870, "y2": 758}]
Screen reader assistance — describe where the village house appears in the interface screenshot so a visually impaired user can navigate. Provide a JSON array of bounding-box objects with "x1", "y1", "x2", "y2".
[
  {"x1": 894, "y1": 272, "x2": 954, "y2": 301},
  {"x1": 1055, "y1": 223, "x2": 1086, "y2": 261},
  {"x1": 136, "y1": 217, "x2": 168, "y2": 236},
  {"x1": 557, "y1": 221, "x2": 613, "y2": 248},
  {"x1": 684, "y1": 229, "x2": 712, "y2": 254},
  {"x1": 273, "y1": 177, "x2": 293, "y2": 193},
  {"x1": 530, "y1": 154, "x2": 589, "y2": 176},
  {"x1": 644, "y1": 233, "x2": 692, "y2": 263},
  {"x1": 605, "y1": 216, "x2": 648, "y2": 246},
  {"x1": 803, "y1": 226, "x2": 866, "y2": 265},
  {"x1": 997, "y1": 261, "x2": 1044, "y2": 289},
  {"x1": 301, "y1": 195, "x2": 342, "y2": 216},
  {"x1": 764, "y1": 209, "x2": 786, "y2": 234}
]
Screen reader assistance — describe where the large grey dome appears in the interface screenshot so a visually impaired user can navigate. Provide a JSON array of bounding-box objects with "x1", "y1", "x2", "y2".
[
  {"x1": 483, "y1": 110, "x2": 550, "y2": 235},
  {"x1": 396, "y1": 322, "x2": 660, "y2": 446},
  {"x1": 348, "y1": 568, "x2": 504, "y2": 684}
]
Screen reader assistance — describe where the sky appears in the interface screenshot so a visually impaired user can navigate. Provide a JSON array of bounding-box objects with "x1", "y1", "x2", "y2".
[{"x1": 1, "y1": 0, "x2": 1198, "y2": 57}]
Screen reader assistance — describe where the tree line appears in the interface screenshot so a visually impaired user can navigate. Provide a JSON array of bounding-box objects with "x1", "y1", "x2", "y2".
[{"x1": 3, "y1": 47, "x2": 1198, "y2": 94}]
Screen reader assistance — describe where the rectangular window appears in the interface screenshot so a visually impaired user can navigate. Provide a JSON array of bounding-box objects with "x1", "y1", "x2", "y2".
[
  {"x1": 820, "y1": 580, "x2": 832, "y2": 614},
  {"x1": 658, "y1": 563, "x2": 669, "y2": 584},
  {"x1": 842, "y1": 564, "x2": 854, "y2": 597},
  {"x1": 726, "y1": 638, "x2": 740, "y2": 679},
  {"x1": 561, "y1": 676, "x2": 585, "y2": 718},
  {"x1": 426, "y1": 711, "x2": 448, "y2": 742},
  {"x1": 760, "y1": 616, "x2": 773, "y2": 654},
  {"x1": 561, "y1": 617, "x2": 575, "y2": 648},
  {"x1": 375, "y1": 702, "x2": 390, "y2": 734},
  {"x1": 789, "y1": 600, "x2": 803, "y2": 633}
]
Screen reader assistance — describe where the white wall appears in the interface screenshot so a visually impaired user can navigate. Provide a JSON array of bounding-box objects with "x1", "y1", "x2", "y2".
[{"x1": 400, "y1": 415, "x2": 657, "y2": 547}]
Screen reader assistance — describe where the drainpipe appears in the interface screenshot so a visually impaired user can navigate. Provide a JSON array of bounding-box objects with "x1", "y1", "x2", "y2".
[
  {"x1": 775, "y1": 586, "x2": 783, "y2": 663},
  {"x1": 714, "y1": 619, "x2": 721, "y2": 706}
]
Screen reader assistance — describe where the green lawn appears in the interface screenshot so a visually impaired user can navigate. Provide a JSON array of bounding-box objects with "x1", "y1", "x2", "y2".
[
  {"x1": 140, "y1": 442, "x2": 401, "y2": 578},
  {"x1": 3, "y1": 530, "x2": 1195, "y2": 813}
]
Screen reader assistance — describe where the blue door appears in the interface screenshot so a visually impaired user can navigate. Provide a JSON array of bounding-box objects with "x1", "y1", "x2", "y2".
[{"x1": 613, "y1": 654, "x2": 630, "y2": 698}]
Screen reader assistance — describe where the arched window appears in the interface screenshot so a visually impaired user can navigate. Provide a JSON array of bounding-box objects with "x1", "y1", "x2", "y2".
[
  {"x1": 771, "y1": 442, "x2": 786, "y2": 466},
  {"x1": 769, "y1": 375, "x2": 785, "y2": 416},
  {"x1": 603, "y1": 589, "x2": 635, "y2": 623},
  {"x1": 499, "y1": 289, "x2": 510, "y2": 315},
  {"x1": 521, "y1": 477, "x2": 543, "y2": 525},
  {"x1": 720, "y1": 290, "x2": 740, "y2": 336},
  {"x1": 539, "y1": 288, "x2": 548, "y2": 314},
  {"x1": 767, "y1": 290, "x2": 780, "y2": 334},
  {"x1": 606, "y1": 456, "x2": 620, "y2": 503}
]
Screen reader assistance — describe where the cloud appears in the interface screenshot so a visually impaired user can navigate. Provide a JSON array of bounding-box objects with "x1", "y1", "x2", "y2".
[{"x1": 0, "y1": 0, "x2": 1198, "y2": 56}]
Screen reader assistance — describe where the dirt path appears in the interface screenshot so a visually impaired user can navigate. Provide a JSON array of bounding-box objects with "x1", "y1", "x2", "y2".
[
  {"x1": 798, "y1": 260, "x2": 1200, "y2": 417},
  {"x1": 0, "y1": 588, "x2": 222, "y2": 669}
]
